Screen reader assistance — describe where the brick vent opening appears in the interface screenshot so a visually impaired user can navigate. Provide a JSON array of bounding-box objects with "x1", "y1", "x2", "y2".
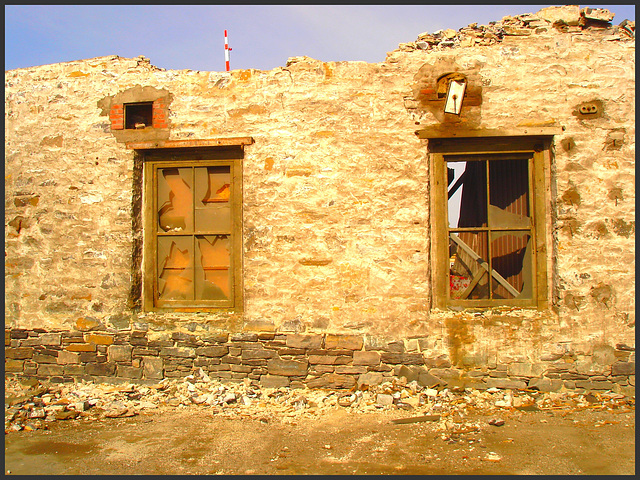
[
  {"x1": 110, "y1": 97, "x2": 169, "y2": 131},
  {"x1": 125, "y1": 102, "x2": 153, "y2": 129}
]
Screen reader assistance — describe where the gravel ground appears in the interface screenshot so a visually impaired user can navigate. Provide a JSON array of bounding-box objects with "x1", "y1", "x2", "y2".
[{"x1": 5, "y1": 373, "x2": 635, "y2": 475}]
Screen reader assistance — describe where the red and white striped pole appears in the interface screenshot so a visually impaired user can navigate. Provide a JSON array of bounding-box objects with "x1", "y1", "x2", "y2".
[{"x1": 224, "y1": 29, "x2": 231, "y2": 71}]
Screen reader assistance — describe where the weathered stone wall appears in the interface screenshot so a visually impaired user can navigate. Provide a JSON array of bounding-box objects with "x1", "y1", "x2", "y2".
[
  {"x1": 4, "y1": 328, "x2": 635, "y2": 394},
  {"x1": 5, "y1": 6, "x2": 635, "y2": 390}
]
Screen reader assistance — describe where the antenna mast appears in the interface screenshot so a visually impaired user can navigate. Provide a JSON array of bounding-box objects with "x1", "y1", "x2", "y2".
[{"x1": 224, "y1": 30, "x2": 232, "y2": 71}]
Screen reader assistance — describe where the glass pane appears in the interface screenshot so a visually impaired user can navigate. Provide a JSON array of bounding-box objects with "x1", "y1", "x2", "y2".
[
  {"x1": 158, "y1": 167, "x2": 193, "y2": 232},
  {"x1": 447, "y1": 161, "x2": 487, "y2": 228},
  {"x1": 195, "y1": 166, "x2": 231, "y2": 232},
  {"x1": 195, "y1": 235, "x2": 231, "y2": 301},
  {"x1": 488, "y1": 158, "x2": 530, "y2": 229},
  {"x1": 195, "y1": 205, "x2": 231, "y2": 233},
  {"x1": 449, "y1": 231, "x2": 489, "y2": 300},
  {"x1": 158, "y1": 236, "x2": 193, "y2": 300},
  {"x1": 490, "y1": 231, "x2": 532, "y2": 300}
]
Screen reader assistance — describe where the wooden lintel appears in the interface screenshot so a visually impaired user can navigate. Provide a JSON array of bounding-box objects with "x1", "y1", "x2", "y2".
[
  {"x1": 126, "y1": 137, "x2": 254, "y2": 150},
  {"x1": 414, "y1": 126, "x2": 563, "y2": 140}
]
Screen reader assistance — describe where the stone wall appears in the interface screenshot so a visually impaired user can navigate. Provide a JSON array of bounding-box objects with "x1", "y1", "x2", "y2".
[
  {"x1": 4, "y1": 327, "x2": 635, "y2": 395},
  {"x1": 4, "y1": 6, "x2": 635, "y2": 390}
]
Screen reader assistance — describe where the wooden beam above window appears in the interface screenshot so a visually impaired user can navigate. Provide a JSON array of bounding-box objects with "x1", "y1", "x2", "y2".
[
  {"x1": 126, "y1": 137, "x2": 254, "y2": 150},
  {"x1": 414, "y1": 126, "x2": 563, "y2": 140}
]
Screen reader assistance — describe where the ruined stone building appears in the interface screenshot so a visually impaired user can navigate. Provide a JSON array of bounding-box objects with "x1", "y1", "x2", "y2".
[{"x1": 4, "y1": 6, "x2": 635, "y2": 393}]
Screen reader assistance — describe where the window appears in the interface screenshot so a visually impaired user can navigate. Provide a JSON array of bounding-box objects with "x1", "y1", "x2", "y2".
[
  {"x1": 430, "y1": 136, "x2": 551, "y2": 309},
  {"x1": 142, "y1": 147, "x2": 243, "y2": 312}
]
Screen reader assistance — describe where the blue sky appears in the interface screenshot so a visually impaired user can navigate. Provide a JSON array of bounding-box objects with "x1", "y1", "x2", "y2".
[{"x1": 5, "y1": 5, "x2": 635, "y2": 72}]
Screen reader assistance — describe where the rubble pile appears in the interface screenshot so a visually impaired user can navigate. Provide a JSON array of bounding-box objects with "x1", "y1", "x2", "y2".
[
  {"x1": 5, "y1": 369, "x2": 634, "y2": 434},
  {"x1": 392, "y1": 6, "x2": 635, "y2": 55}
]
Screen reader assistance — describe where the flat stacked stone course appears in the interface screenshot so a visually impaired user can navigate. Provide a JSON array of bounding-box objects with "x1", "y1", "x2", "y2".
[{"x1": 4, "y1": 327, "x2": 634, "y2": 394}]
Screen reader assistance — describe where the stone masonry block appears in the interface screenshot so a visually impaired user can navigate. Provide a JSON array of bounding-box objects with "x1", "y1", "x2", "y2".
[
  {"x1": 324, "y1": 334, "x2": 364, "y2": 351},
  {"x1": 306, "y1": 373, "x2": 356, "y2": 389},
  {"x1": 380, "y1": 352, "x2": 424, "y2": 365},
  {"x1": 242, "y1": 359, "x2": 267, "y2": 367},
  {"x1": 575, "y1": 379, "x2": 615, "y2": 390},
  {"x1": 612, "y1": 362, "x2": 635, "y2": 375},
  {"x1": 108, "y1": 345, "x2": 133, "y2": 362},
  {"x1": 195, "y1": 346, "x2": 228, "y2": 357},
  {"x1": 353, "y1": 351, "x2": 381, "y2": 366},
  {"x1": 221, "y1": 355, "x2": 241, "y2": 365},
  {"x1": 85, "y1": 333, "x2": 114, "y2": 345},
  {"x1": 308, "y1": 355, "x2": 338, "y2": 365},
  {"x1": 160, "y1": 346, "x2": 196, "y2": 358},
  {"x1": 86, "y1": 362, "x2": 116, "y2": 376},
  {"x1": 231, "y1": 364, "x2": 252, "y2": 373},
  {"x1": 285, "y1": 334, "x2": 323, "y2": 349},
  {"x1": 230, "y1": 333, "x2": 258, "y2": 342},
  {"x1": 528, "y1": 377, "x2": 563, "y2": 392},
  {"x1": 277, "y1": 348, "x2": 306, "y2": 356},
  {"x1": 397, "y1": 364, "x2": 426, "y2": 383},
  {"x1": 418, "y1": 371, "x2": 444, "y2": 387},
  {"x1": 117, "y1": 365, "x2": 143, "y2": 379},
  {"x1": 203, "y1": 334, "x2": 229, "y2": 343},
  {"x1": 10, "y1": 330, "x2": 29, "y2": 339},
  {"x1": 5, "y1": 359, "x2": 25, "y2": 372},
  {"x1": 507, "y1": 362, "x2": 546, "y2": 377},
  {"x1": 312, "y1": 365, "x2": 335, "y2": 374},
  {"x1": 65, "y1": 343, "x2": 96, "y2": 352},
  {"x1": 38, "y1": 333, "x2": 62, "y2": 346},
  {"x1": 37, "y1": 364, "x2": 64, "y2": 376},
  {"x1": 57, "y1": 350, "x2": 81, "y2": 364},
  {"x1": 23, "y1": 362, "x2": 38, "y2": 375},
  {"x1": 486, "y1": 378, "x2": 528, "y2": 389},
  {"x1": 357, "y1": 372, "x2": 384, "y2": 388},
  {"x1": 267, "y1": 358, "x2": 309, "y2": 376},
  {"x1": 63, "y1": 365, "x2": 86, "y2": 376},
  {"x1": 260, "y1": 375, "x2": 290, "y2": 388},
  {"x1": 33, "y1": 354, "x2": 57, "y2": 364},
  {"x1": 5, "y1": 347, "x2": 33, "y2": 359},
  {"x1": 334, "y1": 365, "x2": 367, "y2": 375},
  {"x1": 241, "y1": 348, "x2": 276, "y2": 360}
]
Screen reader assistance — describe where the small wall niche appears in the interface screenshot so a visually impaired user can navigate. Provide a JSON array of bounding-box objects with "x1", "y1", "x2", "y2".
[
  {"x1": 100, "y1": 85, "x2": 173, "y2": 143},
  {"x1": 125, "y1": 102, "x2": 153, "y2": 130}
]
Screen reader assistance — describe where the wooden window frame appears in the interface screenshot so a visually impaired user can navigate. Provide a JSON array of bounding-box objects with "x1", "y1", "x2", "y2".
[
  {"x1": 142, "y1": 147, "x2": 243, "y2": 313},
  {"x1": 429, "y1": 135, "x2": 552, "y2": 310}
]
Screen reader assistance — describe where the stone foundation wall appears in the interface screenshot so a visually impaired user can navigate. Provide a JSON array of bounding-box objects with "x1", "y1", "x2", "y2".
[{"x1": 5, "y1": 327, "x2": 634, "y2": 395}]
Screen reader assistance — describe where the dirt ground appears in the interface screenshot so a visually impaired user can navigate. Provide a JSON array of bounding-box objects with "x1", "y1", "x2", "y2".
[{"x1": 4, "y1": 402, "x2": 635, "y2": 475}]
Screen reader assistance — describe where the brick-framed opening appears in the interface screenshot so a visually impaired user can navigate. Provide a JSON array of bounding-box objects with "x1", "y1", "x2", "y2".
[
  {"x1": 111, "y1": 98, "x2": 169, "y2": 131},
  {"x1": 124, "y1": 102, "x2": 153, "y2": 130},
  {"x1": 102, "y1": 86, "x2": 172, "y2": 143}
]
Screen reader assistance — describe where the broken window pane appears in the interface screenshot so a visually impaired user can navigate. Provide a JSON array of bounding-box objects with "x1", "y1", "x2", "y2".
[
  {"x1": 490, "y1": 231, "x2": 532, "y2": 299},
  {"x1": 449, "y1": 231, "x2": 489, "y2": 300},
  {"x1": 195, "y1": 235, "x2": 230, "y2": 300},
  {"x1": 448, "y1": 161, "x2": 487, "y2": 228},
  {"x1": 194, "y1": 166, "x2": 231, "y2": 232},
  {"x1": 157, "y1": 236, "x2": 193, "y2": 300},
  {"x1": 158, "y1": 167, "x2": 193, "y2": 232}
]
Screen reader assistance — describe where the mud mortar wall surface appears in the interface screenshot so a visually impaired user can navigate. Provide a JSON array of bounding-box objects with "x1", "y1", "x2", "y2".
[{"x1": 4, "y1": 8, "x2": 635, "y2": 388}]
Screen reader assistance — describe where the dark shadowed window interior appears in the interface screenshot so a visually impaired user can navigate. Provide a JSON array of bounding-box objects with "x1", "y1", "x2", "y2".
[{"x1": 125, "y1": 102, "x2": 153, "y2": 129}]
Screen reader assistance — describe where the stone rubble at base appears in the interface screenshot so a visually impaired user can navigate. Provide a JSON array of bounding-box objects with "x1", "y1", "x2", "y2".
[{"x1": 5, "y1": 369, "x2": 634, "y2": 436}]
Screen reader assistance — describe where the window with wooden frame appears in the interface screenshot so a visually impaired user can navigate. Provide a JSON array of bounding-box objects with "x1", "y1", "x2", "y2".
[
  {"x1": 429, "y1": 136, "x2": 552, "y2": 309},
  {"x1": 142, "y1": 147, "x2": 243, "y2": 312}
]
